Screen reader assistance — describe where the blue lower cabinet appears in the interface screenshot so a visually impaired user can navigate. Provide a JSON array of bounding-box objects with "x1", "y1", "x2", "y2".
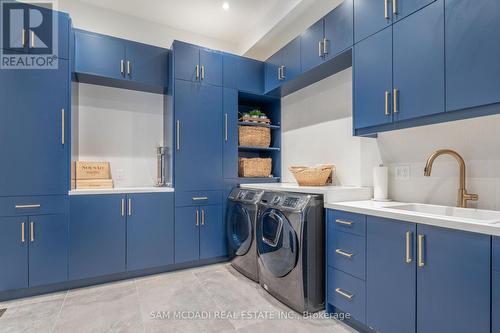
[
  {"x1": 366, "y1": 216, "x2": 416, "y2": 333},
  {"x1": 126, "y1": 193, "x2": 174, "y2": 271},
  {"x1": 416, "y1": 225, "x2": 491, "y2": 333},
  {"x1": 0, "y1": 217, "x2": 29, "y2": 292},
  {"x1": 327, "y1": 267, "x2": 366, "y2": 323},
  {"x1": 328, "y1": 231, "x2": 365, "y2": 280},
  {"x1": 199, "y1": 205, "x2": 226, "y2": 259},
  {"x1": 69, "y1": 195, "x2": 126, "y2": 280},
  {"x1": 174, "y1": 206, "x2": 200, "y2": 263},
  {"x1": 28, "y1": 214, "x2": 68, "y2": 287},
  {"x1": 494, "y1": 271, "x2": 500, "y2": 333}
]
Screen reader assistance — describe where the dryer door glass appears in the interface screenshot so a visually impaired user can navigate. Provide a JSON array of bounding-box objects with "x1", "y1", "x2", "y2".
[
  {"x1": 227, "y1": 203, "x2": 253, "y2": 256},
  {"x1": 257, "y1": 208, "x2": 298, "y2": 277}
]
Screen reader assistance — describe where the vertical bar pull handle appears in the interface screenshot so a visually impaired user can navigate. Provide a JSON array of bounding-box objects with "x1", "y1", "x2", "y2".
[
  {"x1": 318, "y1": 41, "x2": 323, "y2": 57},
  {"x1": 323, "y1": 38, "x2": 329, "y2": 56},
  {"x1": 201, "y1": 65, "x2": 205, "y2": 80},
  {"x1": 385, "y1": 91, "x2": 391, "y2": 115},
  {"x1": 405, "y1": 231, "x2": 413, "y2": 263},
  {"x1": 21, "y1": 223, "x2": 25, "y2": 243},
  {"x1": 201, "y1": 209, "x2": 205, "y2": 226},
  {"x1": 30, "y1": 222, "x2": 34, "y2": 242},
  {"x1": 195, "y1": 65, "x2": 200, "y2": 79},
  {"x1": 384, "y1": 0, "x2": 389, "y2": 19},
  {"x1": 393, "y1": 89, "x2": 399, "y2": 113},
  {"x1": 277, "y1": 66, "x2": 281, "y2": 80},
  {"x1": 30, "y1": 31, "x2": 35, "y2": 48},
  {"x1": 281, "y1": 66, "x2": 286, "y2": 80},
  {"x1": 196, "y1": 209, "x2": 200, "y2": 226},
  {"x1": 393, "y1": 0, "x2": 398, "y2": 15},
  {"x1": 176, "y1": 120, "x2": 181, "y2": 151},
  {"x1": 120, "y1": 60, "x2": 125, "y2": 76},
  {"x1": 22, "y1": 28, "x2": 26, "y2": 47},
  {"x1": 418, "y1": 234, "x2": 425, "y2": 267},
  {"x1": 121, "y1": 199, "x2": 125, "y2": 217},
  {"x1": 127, "y1": 61, "x2": 131, "y2": 76},
  {"x1": 224, "y1": 114, "x2": 228, "y2": 142},
  {"x1": 128, "y1": 198, "x2": 132, "y2": 216},
  {"x1": 61, "y1": 109, "x2": 65, "y2": 145}
]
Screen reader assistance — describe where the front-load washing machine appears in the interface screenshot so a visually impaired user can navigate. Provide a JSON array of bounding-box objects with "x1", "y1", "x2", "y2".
[
  {"x1": 226, "y1": 187, "x2": 264, "y2": 282},
  {"x1": 256, "y1": 191, "x2": 324, "y2": 313}
]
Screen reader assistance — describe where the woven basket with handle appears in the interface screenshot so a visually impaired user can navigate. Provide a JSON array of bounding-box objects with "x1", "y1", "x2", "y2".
[
  {"x1": 239, "y1": 158, "x2": 272, "y2": 177},
  {"x1": 239, "y1": 126, "x2": 271, "y2": 147},
  {"x1": 289, "y1": 164, "x2": 335, "y2": 186}
]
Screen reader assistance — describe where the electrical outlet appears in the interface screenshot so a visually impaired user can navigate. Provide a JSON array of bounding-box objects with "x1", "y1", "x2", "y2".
[
  {"x1": 395, "y1": 165, "x2": 410, "y2": 180},
  {"x1": 116, "y1": 169, "x2": 125, "y2": 181}
]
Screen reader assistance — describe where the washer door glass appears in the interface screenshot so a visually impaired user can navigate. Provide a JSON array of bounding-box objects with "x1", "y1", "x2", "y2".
[
  {"x1": 257, "y1": 208, "x2": 298, "y2": 277},
  {"x1": 227, "y1": 203, "x2": 253, "y2": 256}
]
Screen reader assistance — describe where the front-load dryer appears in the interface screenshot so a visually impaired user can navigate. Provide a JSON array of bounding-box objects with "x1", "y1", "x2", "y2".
[
  {"x1": 226, "y1": 187, "x2": 264, "y2": 282},
  {"x1": 256, "y1": 191, "x2": 324, "y2": 313}
]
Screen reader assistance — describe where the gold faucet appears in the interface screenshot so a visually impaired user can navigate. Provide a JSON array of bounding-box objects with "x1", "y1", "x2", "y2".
[{"x1": 423, "y1": 149, "x2": 478, "y2": 208}]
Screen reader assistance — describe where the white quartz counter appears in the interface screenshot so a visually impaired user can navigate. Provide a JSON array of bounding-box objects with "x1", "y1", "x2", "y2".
[
  {"x1": 69, "y1": 187, "x2": 175, "y2": 195},
  {"x1": 325, "y1": 200, "x2": 500, "y2": 236},
  {"x1": 239, "y1": 183, "x2": 372, "y2": 203}
]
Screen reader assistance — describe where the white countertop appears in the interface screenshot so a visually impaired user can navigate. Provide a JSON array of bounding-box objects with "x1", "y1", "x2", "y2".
[
  {"x1": 69, "y1": 187, "x2": 175, "y2": 195},
  {"x1": 326, "y1": 200, "x2": 500, "y2": 236},
  {"x1": 239, "y1": 183, "x2": 372, "y2": 203}
]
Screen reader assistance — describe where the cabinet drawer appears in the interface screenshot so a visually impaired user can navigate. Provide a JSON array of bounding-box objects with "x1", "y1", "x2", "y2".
[
  {"x1": 494, "y1": 237, "x2": 500, "y2": 272},
  {"x1": 175, "y1": 191, "x2": 223, "y2": 207},
  {"x1": 327, "y1": 267, "x2": 366, "y2": 324},
  {"x1": 328, "y1": 231, "x2": 366, "y2": 280},
  {"x1": 0, "y1": 196, "x2": 68, "y2": 217},
  {"x1": 329, "y1": 210, "x2": 366, "y2": 237}
]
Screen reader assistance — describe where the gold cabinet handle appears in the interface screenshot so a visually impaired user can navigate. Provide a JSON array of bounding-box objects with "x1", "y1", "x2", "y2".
[
  {"x1": 120, "y1": 59, "x2": 125, "y2": 76},
  {"x1": 21, "y1": 222, "x2": 25, "y2": 243},
  {"x1": 384, "y1": 0, "x2": 389, "y2": 19},
  {"x1": 30, "y1": 222, "x2": 34, "y2": 242},
  {"x1": 201, "y1": 209, "x2": 205, "y2": 225},
  {"x1": 128, "y1": 198, "x2": 132, "y2": 216},
  {"x1": 176, "y1": 120, "x2": 181, "y2": 151},
  {"x1": 127, "y1": 61, "x2": 131, "y2": 76},
  {"x1": 418, "y1": 234, "x2": 425, "y2": 267},
  {"x1": 224, "y1": 113, "x2": 228, "y2": 142},
  {"x1": 405, "y1": 231, "x2": 413, "y2": 263},
  {"x1": 323, "y1": 38, "x2": 329, "y2": 56},
  {"x1": 192, "y1": 196, "x2": 208, "y2": 201},
  {"x1": 195, "y1": 209, "x2": 200, "y2": 226},
  {"x1": 393, "y1": 88, "x2": 399, "y2": 113},
  {"x1": 385, "y1": 91, "x2": 391, "y2": 115},
  {"x1": 121, "y1": 199, "x2": 125, "y2": 217},
  {"x1": 393, "y1": 0, "x2": 398, "y2": 15},
  {"x1": 195, "y1": 65, "x2": 200, "y2": 79},
  {"x1": 22, "y1": 28, "x2": 27, "y2": 48},
  {"x1": 335, "y1": 288, "x2": 354, "y2": 300},
  {"x1": 61, "y1": 109, "x2": 65, "y2": 145},
  {"x1": 335, "y1": 219, "x2": 353, "y2": 226},
  {"x1": 335, "y1": 249, "x2": 354, "y2": 259},
  {"x1": 30, "y1": 31, "x2": 35, "y2": 48},
  {"x1": 15, "y1": 204, "x2": 41, "y2": 209}
]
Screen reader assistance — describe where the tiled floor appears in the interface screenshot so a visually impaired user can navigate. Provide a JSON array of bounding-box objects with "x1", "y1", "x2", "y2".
[{"x1": 0, "y1": 263, "x2": 358, "y2": 333}]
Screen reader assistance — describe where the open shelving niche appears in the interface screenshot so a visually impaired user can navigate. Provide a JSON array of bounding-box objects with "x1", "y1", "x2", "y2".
[{"x1": 237, "y1": 91, "x2": 281, "y2": 181}]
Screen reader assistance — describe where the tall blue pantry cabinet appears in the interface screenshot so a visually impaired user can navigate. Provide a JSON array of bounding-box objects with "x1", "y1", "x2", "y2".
[{"x1": 0, "y1": 7, "x2": 71, "y2": 294}]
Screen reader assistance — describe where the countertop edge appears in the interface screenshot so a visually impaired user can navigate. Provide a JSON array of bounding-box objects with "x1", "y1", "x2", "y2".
[{"x1": 69, "y1": 187, "x2": 175, "y2": 195}]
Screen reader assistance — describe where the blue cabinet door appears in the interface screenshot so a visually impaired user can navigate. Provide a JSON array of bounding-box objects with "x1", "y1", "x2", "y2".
[
  {"x1": 416, "y1": 225, "x2": 490, "y2": 333},
  {"x1": 0, "y1": 217, "x2": 28, "y2": 292},
  {"x1": 366, "y1": 216, "x2": 416, "y2": 333},
  {"x1": 28, "y1": 214, "x2": 68, "y2": 287},
  {"x1": 69, "y1": 195, "x2": 126, "y2": 280},
  {"x1": 494, "y1": 271, "x2": 500, "y2": 333},
  {"x1": 199, "y1": 48, "x2": 223, "y2": 87},
  {"x1": 126, "y1": 42, "x2": 168, "y2": 88},
  {"x1": 0, "y1": 60, "x2": 69, "y2": 196},
  {"x1": 74, "y1": 30, "x2": 125, "y2": 80},
  {"x1": 174, "y1": 206, "x2": 200, "y2": 263},
  {"x1": 237, "y1": 57, "x2": 264, "y2": 94},
  {"x1": 393, "y1": 0, "x2": 436, "y2": 22},
  {"x1": 353, "y1": 28, "x2": 393, "y2": 129},
  {"x1": 174, "y1": 80, "x2": 223, "y2": 191},
  {"x1": 173, "y1": 41, "x2": 200, "y2": 82},
  {"x1": 223, "y1": 88, "x2": 238, "y2": 179},
  {"x1": 354, "y1": 0, "x2": 392, "y2": 43},
  {"x1": 199, "y1": 205, "x2": 225, "y2": 259},
  {"x1": 301, "y1": 19, "x2": 325, "y2": 73},
  {"x1": 324, "y1": 0, "x2": 353, "y2": 60},
  {"x1": 127, "y1": 193, "x2": 174, "y2": 271},
  {"x1": 445, "y1": 0, "x2": 500, "y2": 111},
  {"x1": 281, "y1": 37, "x2": 301, "y2": 83},
  {"x1": 392, "y1": 0, "x2": 444, "y2": 121},
  {"x1": 265, "y1": 50, "x2": 282, "y2": 92}
]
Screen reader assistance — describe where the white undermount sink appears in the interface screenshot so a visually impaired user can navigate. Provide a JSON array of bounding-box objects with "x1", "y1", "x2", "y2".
[{"x1": 388, "y1": 203, "x2": 500, "y2": 224}]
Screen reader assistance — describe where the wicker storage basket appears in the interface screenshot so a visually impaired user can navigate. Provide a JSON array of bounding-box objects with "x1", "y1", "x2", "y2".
[
  {"x1": 239, "y1": 158, "x2": 272, "y2": 178},
  {"x1": 239, "y1": 126, "x2": 271, "y2": 147},
  {"x1": 289, "y1": 165, "x2": 335, "y2": 186}
]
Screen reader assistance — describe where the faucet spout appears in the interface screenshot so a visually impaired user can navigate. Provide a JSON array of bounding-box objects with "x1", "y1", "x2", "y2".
[{"x1": 423, "y1": 149, "x2": 478, "y2": 208}]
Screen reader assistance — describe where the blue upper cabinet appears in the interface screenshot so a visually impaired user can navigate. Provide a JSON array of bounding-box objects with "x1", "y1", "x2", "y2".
[
  {"x1": 392, "y1": 0, "x2": 444, "y2": 121},
  {"x1": 174, "y1": 80, "x2": 223, "y2": 191},
  {"x1": 392, "y1": 0, "x2": 436, "y2": 22},
  {"x1": 0, "y1": 60, "x2": 69, "y2": 196},
  {"x1": 353, "y1": 27, "x2": 393, "y2": 129},
  {"x1": 445, "y1": 0, "x2": 500, "y2": 112},
  {"x1": 265, "y1": 49, "x2": 282, "y2": 92},
  {"x1": 223, "y1": 88, "x2": 239, "y2": 179},
  {"x1": 265, "y1": 37, "x2": 301, "y2": 93},
  {"x1": 0, "y1": 217, "x2": 29, "y2": 292},
  {"x1": 416, "y1": 225, "x2": 490, "y2": 333},
  {"x1": 323, "y1": 0, "x2": 353, "y2": 61},
  {"x1": 173, "y1": 41, "x2": 222, "y2": 87},
  {"x1": 223, "y1": 54, "x2": 264, "y2": 94},
  {"x1": 126, "y1": 193, "x2": 174, "y2": 271},
  {"x1": 366, "y1": 216, "x2": 416, "y2": 333},
  {"x1": 300, "y1": 19, "x2": 325, "y2": 73},
  {"x1": 74, "y1": 29, "x2": 169, "y2": 93},
  {"x1": 354, "y1": 0, "x2": 393, "y2": 43}
]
